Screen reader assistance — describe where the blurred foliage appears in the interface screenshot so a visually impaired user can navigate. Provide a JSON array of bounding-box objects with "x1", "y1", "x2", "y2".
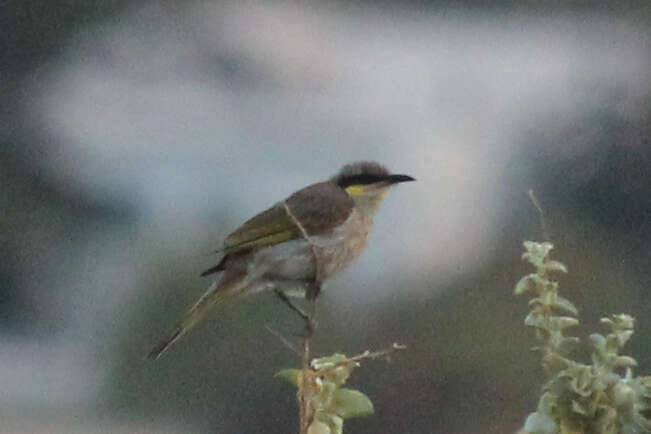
[
  {"x1": 278, "y1": 353, "x2": 375, "y2": 434},
  {"x1": 516, "y1": 241, "x2": 651, "y2": 434}
]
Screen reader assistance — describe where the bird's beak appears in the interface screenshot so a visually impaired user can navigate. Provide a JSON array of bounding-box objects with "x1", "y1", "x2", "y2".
[{"x1": 387, "y1": 174, "x2": 416, "y2": 184}]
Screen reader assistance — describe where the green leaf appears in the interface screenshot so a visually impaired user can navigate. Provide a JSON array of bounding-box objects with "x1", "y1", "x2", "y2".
[
  {"x1": 536, "y1": 392, "x2": 557, "y2": 414},
  {"x1": 319, "y1": 414, "x2": 343, "y2": 434},
  {"x1": 549, "y1": 316, "x2": 579, "y2": 331},
  {"x1": 542, "y1": 352, "x2": 573, "y2": 373},
  {"x1": 567, "y1": 366, "x2": 594, "y2": 397},
  {"x1": 515, "y1": 274, "x2": 538, "y2": 295},
  {"x1": 523, "y1": 241, "x2": 554, "y2": 258},
  {"x1": 313, "y1": 354, "x2": 349, "y2": 369},
  {"x1": 276, "y1": 369, "x2": 301, "y2": 386},
  {"x1": 571, "y1": 399, "x2": 587, "y2": 415},
  {"x1": 311, "y1": 354, "x2": 357, "y2": 387},
  {"x1": 551, "y1": 296, "x2": 578, "y2": 316},
  {"x1": 331, "y1": 388, "x2": 374, "y2": 419},
  {"x1": 557, "y1": 336, "x2": 580, "y2": 354},
  {"x1": 613, "y1": 382, "x2": 635, "y2": 412},
  {"x1": 523, "y1": 411, "x2": 557, "y2": 434},
  {"x1": 615, "y1": 330, "x2": 634, "y2": 347},
  {"x1": 590, "y1": 333, "x2": 606, "y2": 351},
  {"x1": 601, "y1": 317, "x2": 615, "y2": 329},
  {"x1": 612, "y1": 314, "x2": 635, "y2": 330},
  {"x1": 614, "y1": 356, "x2": 638, "y2": 369},
  {"x1": 307, "y1": 420, "x2": 331, "y2": 434},
  {"x1": 544, "y1": 260, "x2": 568, "y2": 274},
  {"x1": 524, "y1": 311, "x2": 543, "y2": 327}
]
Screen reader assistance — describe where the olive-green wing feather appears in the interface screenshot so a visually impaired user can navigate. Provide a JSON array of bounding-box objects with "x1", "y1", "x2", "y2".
[
  {"x1": 201, "y1": 182, "x2": 353, "y2": 276},
  {"x1": 222, "y1": 204, "x2": 297, "y2": 252},
  {"x1": 226, "y1": 182, "x2": 354, "y2": 251}
]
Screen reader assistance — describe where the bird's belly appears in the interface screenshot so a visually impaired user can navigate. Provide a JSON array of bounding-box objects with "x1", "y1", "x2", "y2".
[
  {"x1": 311, "y1": 228, "x2": 368, "y2": 280},
  {"x1": 249, "y1": 240, "x2": 315, "y2": 283},
  {"x1": 251, "y1": 213, "x2": 370, "y2": 285}
]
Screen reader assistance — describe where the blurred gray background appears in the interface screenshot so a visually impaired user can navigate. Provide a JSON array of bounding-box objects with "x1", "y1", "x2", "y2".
[{"x1": 1, "y1": 1, "x2": 650, "y2": 433}]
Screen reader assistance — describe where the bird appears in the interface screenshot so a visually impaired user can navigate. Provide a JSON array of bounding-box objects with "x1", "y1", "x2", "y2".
[{"x1": 147, "y1": 161, "x2": 415, "y2": 360}]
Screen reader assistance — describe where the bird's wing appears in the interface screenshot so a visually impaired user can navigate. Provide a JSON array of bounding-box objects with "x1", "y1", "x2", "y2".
[
  {"x1": 201, "y1": 183, "x2": 353, "y2": 276},
  {"x1": 223, "y1": 182, "x2": 355, "y2": 253},
  {"x1": 200, "y1": 202, "x2": 295, "y2": 276}
]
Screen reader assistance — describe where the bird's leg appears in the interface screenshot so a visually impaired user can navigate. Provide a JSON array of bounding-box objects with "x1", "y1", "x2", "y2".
[
  {"x1": 304, "y1": 281, "x2": 320, "y2": 336},
  {"x1": 274, "y1": 289, "x2": 310, "y2": 323},
  {"x1": 280, "y1": 199, "x2": 321, "y2": 337}
]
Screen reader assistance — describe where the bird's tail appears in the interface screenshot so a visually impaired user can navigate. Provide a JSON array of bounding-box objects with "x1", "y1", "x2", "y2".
[{"x1": 147, "y1": 278, "x2": 240, "y2": 360}]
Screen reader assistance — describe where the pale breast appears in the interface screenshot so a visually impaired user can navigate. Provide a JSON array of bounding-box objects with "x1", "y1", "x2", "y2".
[
  {"x1": 310, "y1": 208, "x2": 371, "y2": 280},
  {"x1": 250, "y1": 208, "x2": 372, "y2": 285}
]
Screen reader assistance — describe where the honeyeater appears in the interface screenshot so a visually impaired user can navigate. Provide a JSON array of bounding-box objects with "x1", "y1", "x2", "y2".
[{"x1": 148, "y1": 161, "x2": 414, "y2": 359}]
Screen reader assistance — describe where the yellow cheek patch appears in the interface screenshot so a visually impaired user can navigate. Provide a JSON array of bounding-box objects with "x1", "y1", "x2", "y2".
[{"x1": 345, "y1": 185, "x2": 368, "y2": 196}]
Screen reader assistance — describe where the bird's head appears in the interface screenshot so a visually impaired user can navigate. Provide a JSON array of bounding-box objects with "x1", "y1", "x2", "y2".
[{"x1": 330, "y1": 161, "x2": 415, "y2": 214}]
